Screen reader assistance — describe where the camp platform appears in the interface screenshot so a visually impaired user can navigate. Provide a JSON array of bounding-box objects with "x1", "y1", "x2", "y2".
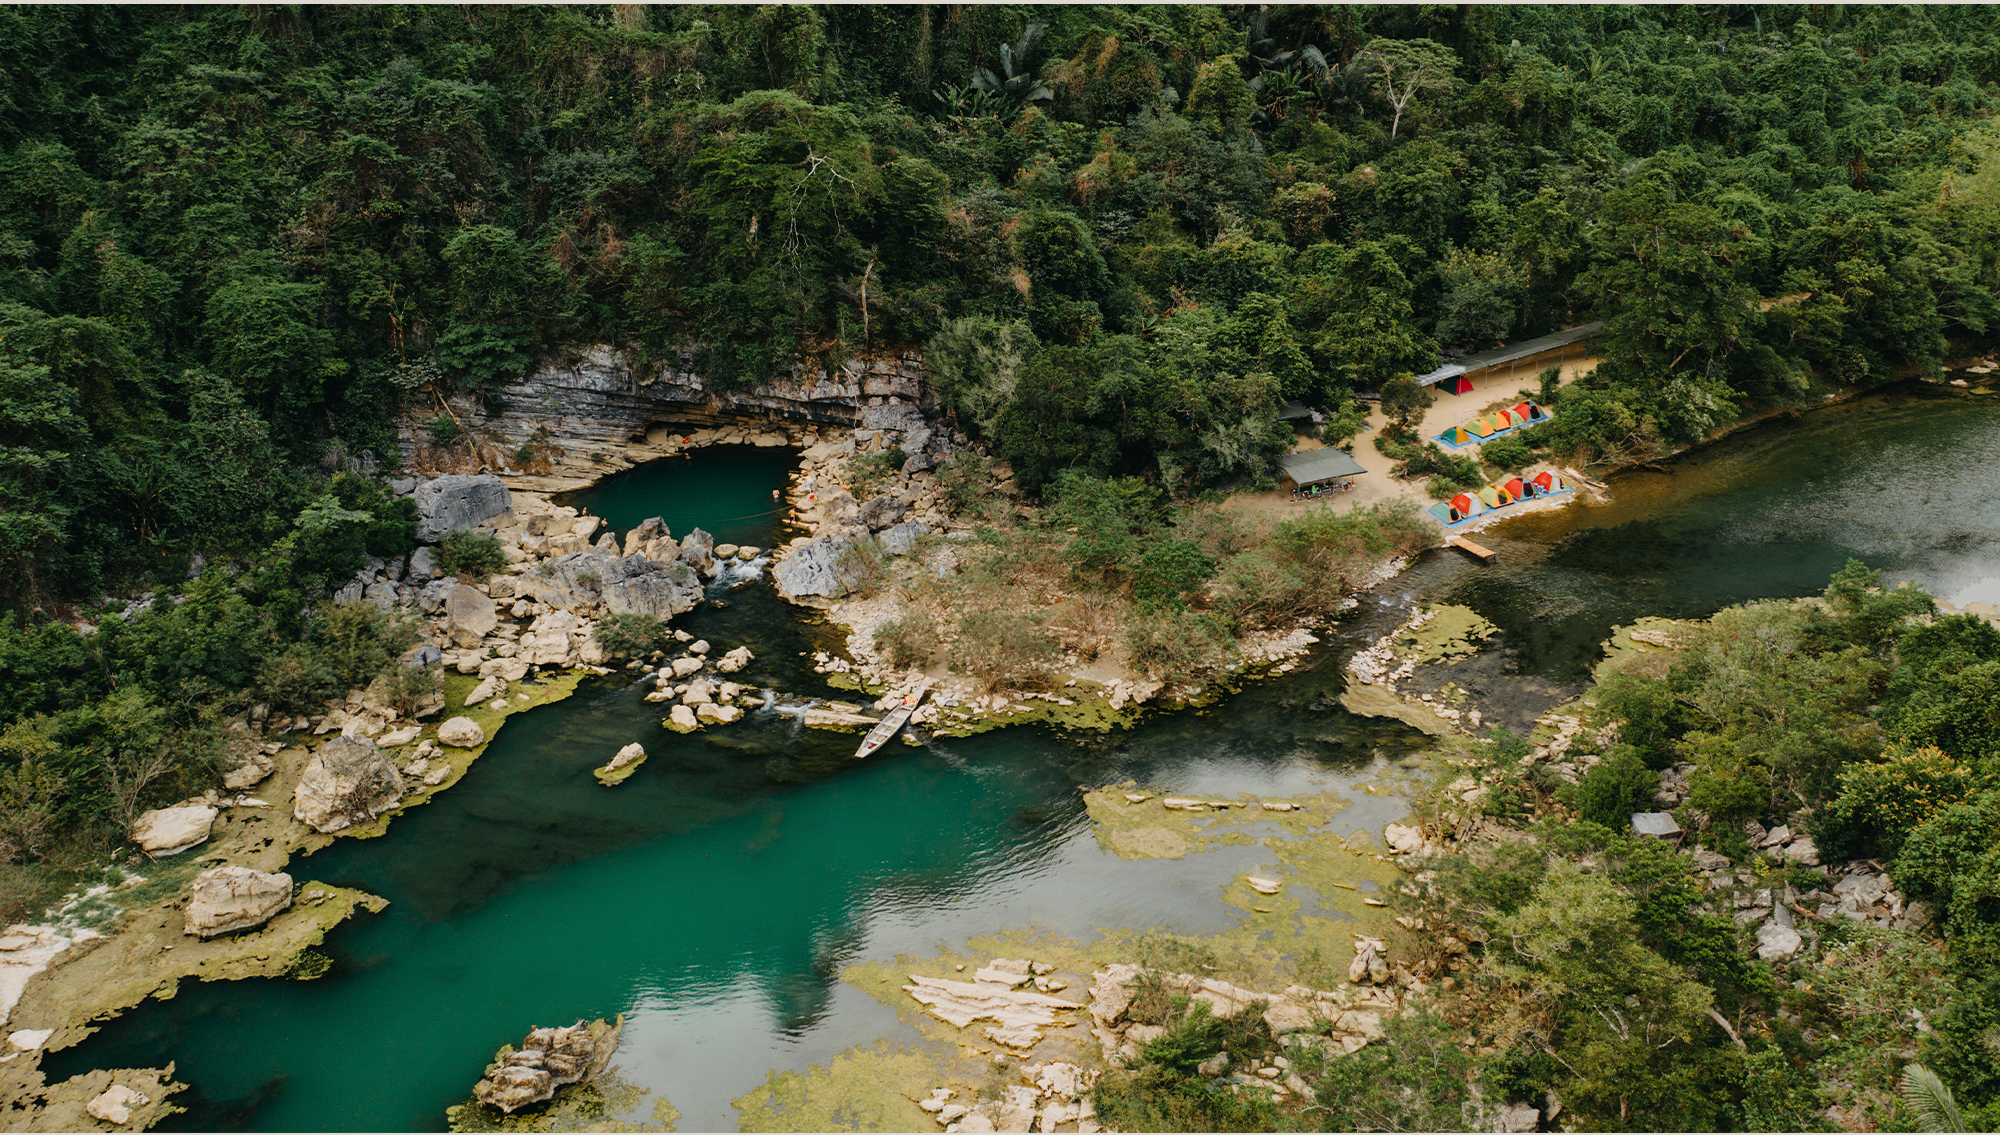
[
  {"x1": 1277, "y1": 446, "x2": 1365, "y2": 488},
  {"x1": 1425, "y1": 470, "x2": 1575, "y2": 528},
  {"x1": 1436, "y1": 401, "x2": 1552, "y2": 449}
]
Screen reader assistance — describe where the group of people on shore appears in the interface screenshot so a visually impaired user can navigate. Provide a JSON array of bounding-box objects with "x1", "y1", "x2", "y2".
[{"x1": 1290, "y1": 479, "x2": 1355, "y2": 502}]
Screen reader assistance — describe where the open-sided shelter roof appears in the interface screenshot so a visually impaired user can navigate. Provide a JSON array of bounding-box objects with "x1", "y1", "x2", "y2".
[
  {"x1": 1278, "y1": 447, "x2": 1366, "y2": 486},
  {"x1": 1414, "y1": 321, "x2": 1605, "y2": 388}
]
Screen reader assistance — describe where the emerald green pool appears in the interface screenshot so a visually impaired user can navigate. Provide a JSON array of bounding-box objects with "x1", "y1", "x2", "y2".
[{"x1": 46, "y1": 384, "x2": 2000, "y2": 1130}]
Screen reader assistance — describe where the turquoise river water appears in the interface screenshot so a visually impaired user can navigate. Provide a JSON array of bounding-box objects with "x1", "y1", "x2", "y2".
[{"x1": 43, "y1": 386, "x2": 2000, "y2": 1130}]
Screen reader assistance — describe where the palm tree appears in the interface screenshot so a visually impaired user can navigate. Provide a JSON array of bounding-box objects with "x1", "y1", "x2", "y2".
[{"x1": 1901, "y1": 1064, "x2": 1965, "y2": 1132}]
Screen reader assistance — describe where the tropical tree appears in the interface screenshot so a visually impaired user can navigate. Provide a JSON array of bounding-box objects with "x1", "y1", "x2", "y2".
[{"x1": 1355, "y1": 37, "x2": 1460, "y2": 139}]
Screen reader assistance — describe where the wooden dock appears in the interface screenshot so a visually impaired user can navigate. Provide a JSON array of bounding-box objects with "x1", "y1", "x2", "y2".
[{"x1": 1448, "y1": 536, "x2": 1496, "y2": 561}]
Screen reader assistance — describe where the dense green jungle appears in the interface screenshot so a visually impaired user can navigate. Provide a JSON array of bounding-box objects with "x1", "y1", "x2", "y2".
[{"x1": 5, "y1": 4, "x2": 2000, "y2": 1131}]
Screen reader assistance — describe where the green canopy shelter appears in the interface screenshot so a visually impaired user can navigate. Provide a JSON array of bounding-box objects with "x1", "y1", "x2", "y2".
[{"x1": 1278, "y1": 447, "x2": 1366, "y2": 488}]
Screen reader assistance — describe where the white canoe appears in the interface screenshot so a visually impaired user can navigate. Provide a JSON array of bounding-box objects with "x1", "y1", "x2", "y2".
[{"x1": 854, "y1": 690, "x2": 925, "y2": 758}]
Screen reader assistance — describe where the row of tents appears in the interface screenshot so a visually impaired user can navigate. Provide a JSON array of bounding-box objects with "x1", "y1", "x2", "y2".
[
  {"x1": 1436, "y1": 401, "x2": 1550, "y2": 448},
  {"x1": 1426, "y1": 469, "x2": 1571, "y2": 525}
]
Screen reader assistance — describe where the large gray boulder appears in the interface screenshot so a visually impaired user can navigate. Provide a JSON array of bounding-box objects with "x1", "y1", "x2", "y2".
[
  {"x1": 879, "y1": 520, "x2": 931, "y2": 556},
  {"x1": 407, "y1": 546, "x2": 440, "y2": 580},
  {"x1": 1630, "y1": 812, "x2": 1682, "y2": 840},
  {"x1": 446, "y1": 584, "x2": 498, "y2": 647},
  {"x1": 1755, "y1": 921, "x2": 1803, "y2": 961},
  {"x1": 183, "y1": 866, "x2": 293, "y2": 938},
  {"x1": 678, "y1": 527, "x2": 717, "y2": 576},
  {"x1": 772, "y1": 536, "x2": 866, "y2": 600},
  {"x1": 294, "y1": 736, "x2": 406, "y2": 833},
  {"x1": 513, "y1": 550, "x2": 703, "y2": 619},
  {"x1": 858, "y1": 495, "x2": 907, "y2": 531},
  {"x1": 414, "y1": 475, "x2": 514, "y2": 543}
]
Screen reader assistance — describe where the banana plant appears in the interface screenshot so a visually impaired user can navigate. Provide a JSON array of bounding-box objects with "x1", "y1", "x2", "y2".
[{"x1": 971, "y1": 23, "x2": 1053, "y2": 106}]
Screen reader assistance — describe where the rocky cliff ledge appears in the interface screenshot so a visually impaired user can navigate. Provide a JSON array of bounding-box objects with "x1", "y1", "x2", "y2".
[{"x1": 401, "y1": 345, "x2": 957, "y2": 491}]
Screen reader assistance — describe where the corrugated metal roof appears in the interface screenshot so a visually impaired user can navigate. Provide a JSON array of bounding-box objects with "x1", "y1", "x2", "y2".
[
  {"x1": 1416, "y1": 321, "x2": 1604, "y2": 387},
  {"x1": 1278, "y1": 447, "x2": 1366, "y2": 484}
]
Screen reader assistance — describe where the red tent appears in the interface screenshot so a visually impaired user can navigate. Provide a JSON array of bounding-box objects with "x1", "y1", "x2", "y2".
[
  {"x1": 1502, "y1": 477, "x2": 1527, "y2": 498},
  {"x1": 1511, "y1": 401, "x2": 1545, "y2": 422},
  {"x1": 1445, "y1": 375, "x2": 1475, "y2": 395},
  {"x1": 1532, "y1": 470, "x2": 1564, "y2": 492}
]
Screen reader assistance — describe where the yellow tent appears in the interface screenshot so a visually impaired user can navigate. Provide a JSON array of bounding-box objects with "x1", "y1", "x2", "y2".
[
  {"x1": 1466, "y1": 417, "x2": 1495, "y2": 438},
  {"x1": 1478, "y1": 484, "x2": 1515, "y2": 508},
  {"x1": 1440, "y1": 426, "x2": 1473, "y2": 446}
]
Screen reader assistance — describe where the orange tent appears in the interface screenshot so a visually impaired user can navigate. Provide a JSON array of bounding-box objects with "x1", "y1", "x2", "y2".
[
  {"x1": 1466, "y1": 417, "x2": 1495, "y2": 438},
  {"x1": 1488, "y1": 410, "x2": 1516, "y2": 432}
]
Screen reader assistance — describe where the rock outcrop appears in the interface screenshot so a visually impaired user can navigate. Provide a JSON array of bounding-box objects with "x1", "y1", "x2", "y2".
[
  {"x1": 772, "y1": 536, "x2": 866, "y2": 600},
  {"x1": 293, "y1": 736, "x2": 406, "y2": 833},
  {"x1": 922, "y1": 1063, "x2": 1103, "y2": 1134},
  {"x1": 1086, "y1": 960, "x2": 1403, "y2": 1062},
  {"x1": 473, "y1": 1019, "x2": 618, "y2": 1114},
  {"x1": 129, "y1": 805, "x2": 217, "y2": 855},
  {"x1": 183, "y1": 866, "x2": 293, "y2": 938},
  {"x1": 414, "y1": 346, "x2": 948, "y2": 472},
  {"x1": 414, "y1": 474, "x2": 514, "y2": 543},
  {"x1": 513, "y1": 549, "x2": 702, "y2": 619}
]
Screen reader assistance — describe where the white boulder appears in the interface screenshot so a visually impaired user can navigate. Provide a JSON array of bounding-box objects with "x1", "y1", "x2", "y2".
[
  {"x1": 129, "y1": 806, "x2": 217, "y2": 855},
  {"x1": 437, "y1": 716, "x2": 486, "y2": 748},
  {"x1": 183, "y1": 866, "x2": 293, "y2": 938},
  {"x1": 86, "y1": 1084, "x2": 150, "y2": 1126},
  {"x1": 293, "y1": 735, "x2": 406, "y2": 833}
]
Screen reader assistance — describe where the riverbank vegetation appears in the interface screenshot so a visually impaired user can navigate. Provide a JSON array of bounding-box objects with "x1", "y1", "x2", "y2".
[
  {"x1": 871, "y1": 466, "x2": 1433, "y2": 691},
  {"x1": 1111, "y1": 561, "x2": 2000, "y2": 1132},
  {"x1": 0, "y1": 483, "x2": 429, "y2": 921},
  {"x1": 6, "y1": 6, "x2": 2000, "y2": 610}
]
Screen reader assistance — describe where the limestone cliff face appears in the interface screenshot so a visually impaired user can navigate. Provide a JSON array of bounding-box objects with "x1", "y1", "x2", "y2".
[{"x1": 400, "y1": 345, "x2": 950, "y2": 480}]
